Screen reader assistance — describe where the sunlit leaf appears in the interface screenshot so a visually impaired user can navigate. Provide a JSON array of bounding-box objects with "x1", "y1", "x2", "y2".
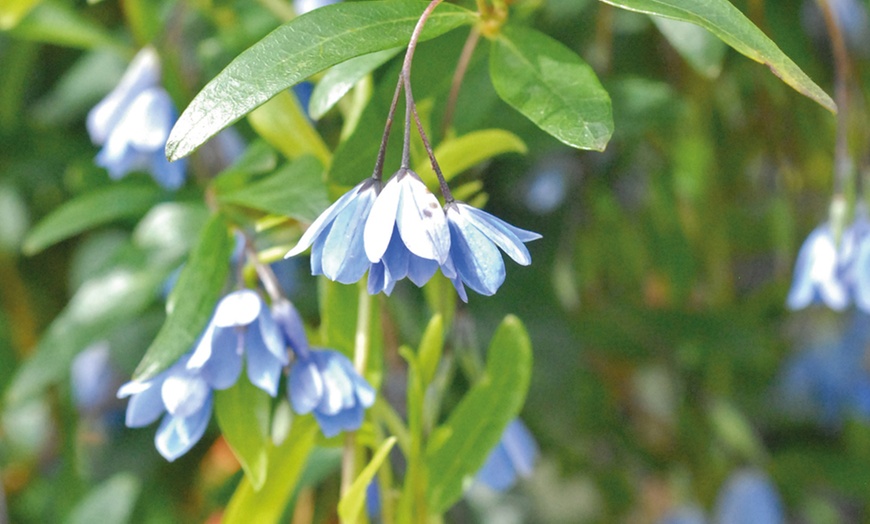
[
  {"x1": 23, "y1": 184, "x2": 162, "y2": 255},
  {"x1": 309, "y1": 48, "x2": 401, "y2": 120},
  {"x1": 216, "y1": 156, "x2": 329, "y2": 223},
  {"x1": 132, "y1": 214, "x2": 232, "y2": 381},
  {"x1": 166, "y1": 0, "x2": 477, "y2": 161},
  {"x1": 425, "y1": 315, "x2": 533, "y2": 512},
  {"x1": 599, "y1": 0, "x2": 836, "y2": 112},
  {"x1": 65, "y1": 473, "x2": 141, "y2": 524},
  {"x1": 247, "y1": 91, "x2": 331, "y2": 166},
  {"x1": 417, "y1": 314, "x2": 444, "y2": 388},
  {"x1": 652, "y1": 16, "x2": 727, "y2": 78},
  {"x1": 214, "y1": 376, "x2": 273, "y2": 490},
  {"x1": 490, "y1": 25, "x2": 613, "y2": 151},
  {"x1": 8, "y1": 1, "x2": 123, "y2": 50},
  {"x1": 0, "y1": 0, "x2": 40, "y2": 31},
  {"x1": 337, "y1": 436, "x2": 397, "y2": 522},
  {"x1": 413, "y1": 129, "x2": 527, "y2": 190}
]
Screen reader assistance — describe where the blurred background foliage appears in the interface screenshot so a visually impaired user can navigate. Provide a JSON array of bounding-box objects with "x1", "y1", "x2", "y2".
[{"x1": 1, "y1": 0, "x2": 868, "y2": 522}]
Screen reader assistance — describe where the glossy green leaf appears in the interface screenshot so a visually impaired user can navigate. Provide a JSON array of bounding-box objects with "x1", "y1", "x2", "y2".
[
  {"x1": 166, "y1": 0, "x2": 477, "y2": 161},
  {"x1": 490, "y1": 25, "x2": 613, "y2": 151},
  {"x1": 23, "y1": 184, "x2": 162, "y2": 255},
  {"x1": 65, "y1": 473, "x2": 140, "y2": 524},
  {"x1": 132, "y1": 214, "x2": 232, "y2": 381},
  {"x1": 425, "y1": 315, "x2": 532, "y2": 512},
  {"x1": 8, "y1": 1, "x2": 123, "y2": 50},
  {"x1": 652, "y1": 16, "x2": 726, "y2": 78},
  {"x1": 413, "y1": 129, "x2": 527, "y2": 190},
  {"x1": 309, "y1": 48, "x2": 401, "y2": 120},
  {"x1": 248, "y1": 91, "x2": 331, "y2": 166},
  {"x1": 417, "y1": 314, "x2": 444, "y2": 387},
  {"x1": 599, "y1": 0, "x2": 836, "y2": 112},
  {"x1": 214, "y1": 376, "x2": 273, "y2": 490},
  {"x1": 223, "y1": 416, "x2": 319, "y2": 524},
  {"x1": 337, "y1": 436, "x2": 397, "y2": 522},
  {"x1": 217, "y1": 156, "x2": 329, "y2": 223}
]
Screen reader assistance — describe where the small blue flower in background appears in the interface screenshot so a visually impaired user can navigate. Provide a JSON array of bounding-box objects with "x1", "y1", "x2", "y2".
[
  {"x1": 71, "y1": 341, "x2": 119, "y2": 415},
  {"x1": 286, "y1": 178, "x2": 381, "y2": 285},
  {"x1": 444, "y1": 202, "x2": 541, "y2": 302},
  {"x1": 187, "y1": 289, "x2": 289, "y2": 397},
  {"x1": 294, "y1": 0, "x2": 341, "y2": 16},
  {"x1": 87, "y1": 47, "x2": 186, "y2": 190},
  {"x1": 658, "y1": 469, "x2": 783, "y2": 524},
  {"x1": 786, "y1": 222, "x2": 855, "y2": 311},
  {"x1": 273, "y1": 297, "x2": 376, "y2": 437},
  {"x1": 117, "y1": 352, "x2": 213, "y2": 462},
  {"x1": 475, "y1": 419, "x2": 539, "y2": 491},
  {"x1": 713, "y1": 470, "x2": 784, "y2": 524}
]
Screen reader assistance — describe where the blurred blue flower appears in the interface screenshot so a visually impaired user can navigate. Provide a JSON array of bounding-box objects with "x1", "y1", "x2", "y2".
[
  {"x1": 71, "y1": 341, "x2": 119, "y2": 414},
  {"x1": 659, "y1": 506, "x2": 706, "y2": 524},
  {"x1": 286, "y1": 178, "x2": 381, "y2": 285},
  {"x1": 288, "y1": 349, "x2": 376, "y2": 437},
  {"x1": 187, "y1": 289, "x2": 289, "y2": 397},
  {"x1": 364, "y1": 168, "x2": 451, "y2": 270},
  {"x1": 713, "y1": 470, "x2": 784, "y2": 524},
  {"x1": 786, "y1": 222, "x2": 855, "y2": 311},
  {"x1": 294, "y1": 0, "x2": 341, "y2": 16},
  {"x1": 117, "y1": 352, "x2": 212, "y2": 462},
  {"x1": 87, "y1": 47, "x2": 186, "y2": 190},
  {"x1": 444, "y1": 202, "x2": 541, "y2": 302},
  {"x1": 475, "y1": 419, "x2": 539, "y2": 491}
]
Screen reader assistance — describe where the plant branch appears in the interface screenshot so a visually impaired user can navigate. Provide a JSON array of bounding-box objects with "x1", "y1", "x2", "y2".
[{"x1": 441, "y1": 27, "x2": 481, "y2": 139}]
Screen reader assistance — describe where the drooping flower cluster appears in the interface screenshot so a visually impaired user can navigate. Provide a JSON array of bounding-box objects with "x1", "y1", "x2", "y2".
[
  {"x1": 286, "y1": 167, "x2": 540, "y2": 301},
  {"x1": 658, "y1": 469, "x2": 784, "y2": 524},
  {"x1": 87, "y1": 47, "x2": 186, "y2": 190},
  {"x1": 787, "y1": 210, "x2": 870, "y2": 311},
  {"x1": 118, "y1": 289, "x2": 375, "y2": 460}
]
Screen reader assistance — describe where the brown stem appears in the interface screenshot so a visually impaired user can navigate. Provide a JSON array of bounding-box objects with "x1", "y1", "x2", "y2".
[{"x1": 441, "y1": 28, "x2": 481, "y2": 139}]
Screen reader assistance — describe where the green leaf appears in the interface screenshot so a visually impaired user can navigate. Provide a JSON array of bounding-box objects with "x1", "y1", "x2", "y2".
[
  {"x1": 132, "y1": 214, "x2": 232, "y2": 381},
  {"x1": 216, "y1": 156, "x2": 329, "y2": 223},
  {"x1": 222, "y1": 416, "x2": 319, "y2": 524},
  {"x1": 598, "y1": 0, "x2": 836, "y2": 112},
  {"x1": 214, "y1": 376, "x2": 273, "y2": 491},
  {"x1": 23, "y1": 184, "x2": 162, "y2": 255},
  {"x1": 8, "y1": 1, "x2": 123, "y2": 50},
  {"x1": 64, "y1": 473, "x2": 141, "y2": 524},
  {"x1": 413, "y1": 129, "x2": 527, "y2": 190},
  {"x1": 490, "y1": 25, "x2": 613, "y2": 152},
  {"x1": 0, "y1": 0, "x2": 40, "y2": 31},
  {"x1": 425, "y1": 315, "x2": 533, "y2": 512},
  {"x1": 166, "y1": 0, "x2": 477, "y2": 161},
  {"x1": 337, "y1": 437, "x2": 397, "y2": 522},
  {"x1": 417, "y1": 314, "x2": 444, "y2": 388},
  {"x1": 309, "y1": 48, "x2": 402, "y2": 120},
  {"x1": 652, "y1": 16, "x2": 727, "y2": 78},
  {"x1": 248, "y1": 91, "x2": 331, "y2": 166}
]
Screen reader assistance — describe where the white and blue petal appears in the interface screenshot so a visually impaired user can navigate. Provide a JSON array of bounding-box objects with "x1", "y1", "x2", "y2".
[
  {"x1": 713, "y1": 470, "x2": 783, "y2": 524},
  {"x1": 245, "y1": 339, "x2": 286, "y2": 397},
  {"x1": 314, "y1": 401, "x2": 365, "y2": 438},
  {"x1": 395, "y1": 170, "x2": 450, "y2": 263},
  {"x1": 119, "y1": 377, "x2": 166, "y2": 428},
  {"x1": 447, "y1": 207, "x2": 506, "y2": 296},
  {"x1": 190, "y1": 325, "x2": 243, "y2": 390},
  {"x1": 161, "y1": 369, "x2": 210, "y2": 418},
  {"x1": 289, "y1": 357, "x2": 324, "y2": 414},
  {"x1": 460, "y1": 204, "x2": 541, "y2": 265},
  {"x1": 322, "y1": 184, "x2": 377, "y2": 283},
  {"x1": 272, "y1": 298, "x2": 310, "y2": 356},
  {"x1": 154, "y1": 394, "x2": 213, "y2": 462},
  {"x1": 786, "y1": 224, "x2": 850, "y2": 311}
]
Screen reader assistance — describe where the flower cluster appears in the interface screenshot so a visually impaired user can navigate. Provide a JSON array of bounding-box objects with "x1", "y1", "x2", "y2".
[
  {"x1": 286, "y1": 168, "x2": 540, "y2": 301},
  {"x1": 659, "y1": 469, "x2": 784, "y2": 524},
  {"x1": 87, "y1": 47, "x2": 186, "y2": 190},
  {"x1": 118, "y1": 289, "x2": 375, "y2": 460},
  {"x1": 787, "y1": 210, "x2": 870, "y2": 311}
]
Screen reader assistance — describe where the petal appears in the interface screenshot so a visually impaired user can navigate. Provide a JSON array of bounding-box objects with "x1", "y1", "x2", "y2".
[
  {"x1": 396, "y1": 171, "x2": 450, "y2": 263},
  {"x1": 246, "y1": 341, "x2": 285, "y2": 397},
  {"x1": 447, "y1": 210, "x2": 505, "y2": 296},
  {"x1": 148, "y1": 149, "x2": 187, "y2": 190},
  {"x1": 314, "y1": 402, "x2": 365, "y2": 437},
  {"x1": 855, "y1": 239, "x2": 870, "y2": 312},
  {"x1": 333, "y1": 354, "x2": 376, "y2": 408},
  {"x1": 124, "y1": 88, "x2": 175, "y2": 151},
  {"x1": 289, "y1": 358, "x2": 324, "y2": 414},
  {"x1": 364, "y1": 175, "x2": 401, "y2": 262},
  {"x1": 459, "y1": 203, "x2": 538, "y2": 265},
  {"x1": 381, "y1": 227, "x2": 410, "y2": 282},
  {"x1": 367, "y1": 261, "x2": 387, "y2": 295},
  {"x1": 198, "y1": 327, "x2": 244, "y2": 390},
  {"x1": 213, "y1": 290, "x2": 262, "y2": 328},
  {"x1": 255, "y1": 306, "x2": 289, "y2": 364},
  {"x1": 187, "y1": 323, "x2": 217, "y2": 370},
  {"x1": 322, "y1": 187, "x2": 375, "y2": 283},
  {"x1": 123, "y1": 381, "x2": 165, "y2": 428},
  {"x1": 501, "y1": 420, "x2": 538, "y2": 478},
  {"x1": 287, "y1": 180, "x2": 375, "y2": 258},
  {"x1": 161, "y1": 371, "x2": 210, "y2": 418},
  {"x1": 713, "y1": 470, "x2": 783, "y2": 524},
  {"x1": 271, "y1": 299, "x2": 310, "y2": 356},
  {"x1": 475, "y1": 443, "x2": 516, "y2": 491},
  {"x1": 87, "y1": 47, "x2": 161, "y2": 145},
  {"x1": 406, "y1": 254, "x2": 439, "y2": 287},
  {"x1": 154, "y1": 394, "x2": 213, "y2": 462},
  {"x1": 316, "y1": 351, "x2": 355, "y2": 415}
]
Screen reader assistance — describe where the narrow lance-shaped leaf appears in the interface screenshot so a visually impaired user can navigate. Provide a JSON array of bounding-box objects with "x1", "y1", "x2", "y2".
[
  {"x1": 247, "y1": 90, "x2": 331, "y2": 166},
  {"x1": 132, "y1": 214, "x2": 232, "y2": 381},
  {"x1": 166, "y1": 0, "x2": 477, "y2": 161},
  {"x1": 309, "y1": 47, "x2": 402, "y2": 121},
  {"x1": 337, "y1": 437, "x2": 398, "y2": 522},
  {"x1": 425, "y1": 315, "x2": 533, "y2": 512},
  {"x1": 413, "y1": 129, "x2": 527, "y2": 190},
  {"x1": 214, "y1": 376, "x2": 273, "y2": 491},
  {"x1": 490, "y1": 25, "x2": 613, "y2": 152},
  {"x1": 652, "y1": 16, "x2": 726, "y2": 79},
  {"x1": 598, "y1": 0, "x2": 836, "y2": 112}
]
